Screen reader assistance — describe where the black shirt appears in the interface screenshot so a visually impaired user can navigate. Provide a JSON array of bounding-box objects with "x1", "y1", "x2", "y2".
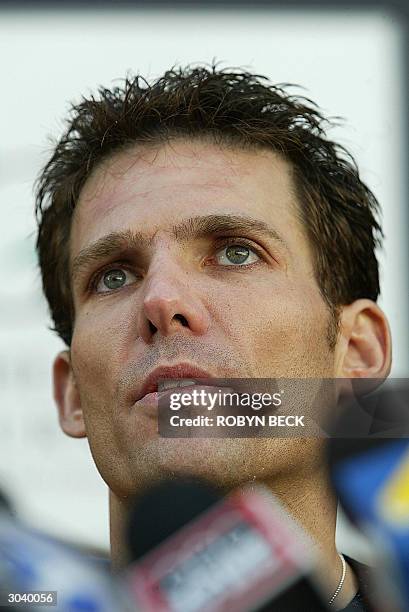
[{"x1": 340, "y1": 555, "x2": 372, "y2": 611}]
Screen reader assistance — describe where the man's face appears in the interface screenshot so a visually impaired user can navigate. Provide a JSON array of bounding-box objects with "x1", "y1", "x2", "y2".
[{"x1": 68, "y1": 140, "x2": 336, "y2": 497}]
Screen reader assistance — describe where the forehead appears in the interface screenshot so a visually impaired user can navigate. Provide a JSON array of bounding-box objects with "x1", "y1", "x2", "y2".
[{"x1": 71, "y1": 139, "x2": 306, "y2": 258}]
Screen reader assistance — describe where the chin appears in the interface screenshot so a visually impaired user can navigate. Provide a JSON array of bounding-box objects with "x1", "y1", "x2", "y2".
[{"x1": 119, "y1": 437, "x2": 300, "y2": 496}]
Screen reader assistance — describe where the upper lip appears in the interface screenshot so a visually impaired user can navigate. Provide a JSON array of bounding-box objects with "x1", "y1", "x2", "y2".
[{"x1": 134, "y1": 363, "x2": 214, "y2": 403}]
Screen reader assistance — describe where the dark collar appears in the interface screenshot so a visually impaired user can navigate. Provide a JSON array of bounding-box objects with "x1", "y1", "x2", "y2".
[{"x1": 341, "y1": 555, "x2": 372, "y2": 611}]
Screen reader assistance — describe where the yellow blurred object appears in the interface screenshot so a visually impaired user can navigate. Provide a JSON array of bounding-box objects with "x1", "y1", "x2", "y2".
[{"x1": 378, "y1": 448, "x2": 409, "y2": 526}]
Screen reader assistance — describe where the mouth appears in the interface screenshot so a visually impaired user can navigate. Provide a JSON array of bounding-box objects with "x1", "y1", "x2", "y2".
[{"x1": 134, "y1": 363, "x2": 216, "y2": 406}]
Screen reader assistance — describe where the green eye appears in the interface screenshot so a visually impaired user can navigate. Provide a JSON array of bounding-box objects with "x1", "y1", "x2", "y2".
[
  {"x1": 95, "y1": 268, "x2": 137, "y2": 293},
  {"x1": 225, "y1": 245, "x2": 250, "y2": 264},
  {"x1": 216, "y1": 244, "x2": 259, "y2": 266},
  {"x1": 103, "y1": 269, "x2": 126, "y2": 289}
]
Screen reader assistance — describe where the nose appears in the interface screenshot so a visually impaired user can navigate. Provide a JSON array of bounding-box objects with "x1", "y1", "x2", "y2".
[{"x1": 138, "y1": 257, "x2": 211, "y2": 343}]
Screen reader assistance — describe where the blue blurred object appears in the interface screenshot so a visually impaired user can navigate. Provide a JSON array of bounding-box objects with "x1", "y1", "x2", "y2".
[
  {"x1": 329, "y1": 381, "x2": 409, "y2": 612},
  {"x1": 0, "y1": 494, "x2": 131, "y2": 612}
]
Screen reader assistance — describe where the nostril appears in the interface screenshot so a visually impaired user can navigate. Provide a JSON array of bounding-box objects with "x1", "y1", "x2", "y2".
[
  {"x1": 148, "y1": 320, "x2": 157, "y2": 334},
  {"x1": 173, "y1": 314, "x2": 189, "y2": 327}
]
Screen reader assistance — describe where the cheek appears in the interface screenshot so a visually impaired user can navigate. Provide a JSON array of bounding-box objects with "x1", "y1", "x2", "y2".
[
  {"x1": 209, "y1": 277, "x2": 332, "y2": 375},
  {"x1": 70, "y1": 303, "x2": 130, "y2": 398}
]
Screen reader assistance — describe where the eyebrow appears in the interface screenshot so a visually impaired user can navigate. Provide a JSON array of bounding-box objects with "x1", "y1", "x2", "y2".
[{"x1": 71, "y1": 214, "x2": 289, "y2": 281}]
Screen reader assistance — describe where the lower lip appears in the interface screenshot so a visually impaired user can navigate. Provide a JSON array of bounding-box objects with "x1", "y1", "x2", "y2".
[{"x1": 134, "y1": 385, "x2": 233, "y2": 410}]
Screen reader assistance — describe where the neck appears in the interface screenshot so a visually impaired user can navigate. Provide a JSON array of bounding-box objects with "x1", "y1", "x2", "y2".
[
  {"x1": 109, "y1": 463, "x2": 358, "y2": 609},
  {"x1": 265, "y1": 463, "x2": 358, "y2": 609}
]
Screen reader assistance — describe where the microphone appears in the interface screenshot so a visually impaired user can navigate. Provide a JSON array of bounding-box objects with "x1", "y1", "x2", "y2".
[
  {"x1": 127, "y1": 477, "x2": 221, "y2": 560},
  {"x1": 328, "y1": 380, "x2": 409, "y2": 612},
  {"x1": 0, "y1": 486, "x2": 131, "y2": 612},
  {"x1": 123, "y1": 478, "x2": 330, "y2": 611}
]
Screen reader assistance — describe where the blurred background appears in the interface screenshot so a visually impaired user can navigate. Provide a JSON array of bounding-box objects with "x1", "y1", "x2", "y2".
[{"x1": 0, "y1": 3, "x2": 408, "y2": 560}]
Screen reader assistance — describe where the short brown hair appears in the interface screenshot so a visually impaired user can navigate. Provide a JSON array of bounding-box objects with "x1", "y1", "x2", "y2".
[{"x1": 35, "y1": 65, "x2": 382, "y2": 347}]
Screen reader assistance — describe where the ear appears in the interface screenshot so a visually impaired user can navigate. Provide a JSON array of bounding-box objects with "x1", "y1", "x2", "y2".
[
  {"x1": 335, "y1": 299, "x2": 392, "y2": 382},
  {"x1": 53, "y1": 350, "x2": 86, "y2": 438}
]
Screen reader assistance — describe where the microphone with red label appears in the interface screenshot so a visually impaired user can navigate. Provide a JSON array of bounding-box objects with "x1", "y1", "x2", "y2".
[{"x1": 123, "y1": 478, "x2": 330, "y2": 611}]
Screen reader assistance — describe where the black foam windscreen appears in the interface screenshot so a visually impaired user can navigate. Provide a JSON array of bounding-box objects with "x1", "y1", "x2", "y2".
[{"x1": 126, "y1": 477, "x2": 221, "y2": 561}]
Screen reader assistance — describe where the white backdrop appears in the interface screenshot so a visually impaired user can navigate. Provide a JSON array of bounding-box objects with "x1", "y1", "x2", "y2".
[{"x1": 0, "y1": 8, "x2": 407, "y2": 558}]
